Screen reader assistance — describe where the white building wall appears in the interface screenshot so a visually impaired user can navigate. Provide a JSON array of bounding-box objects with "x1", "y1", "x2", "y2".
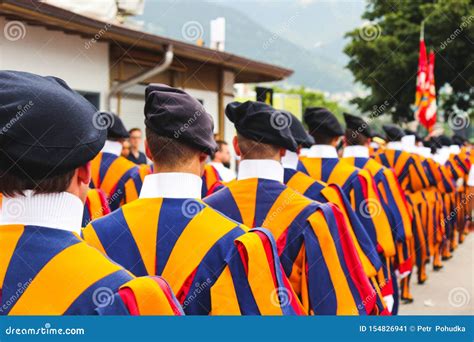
[{"x1": 0, "y1": 18, "x2": 109, "y2": 108}]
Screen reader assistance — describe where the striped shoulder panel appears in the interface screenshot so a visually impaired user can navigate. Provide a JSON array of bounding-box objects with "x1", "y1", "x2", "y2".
[
  {"x1": 85, "y1": 199, "x2": 162, "y2": 277},
  {"x1": 7, "y1": 230, "x2": 130, "y2": 315},
  {"x1": 100, "y1": 155, "x2": 140, "y2": 196},
  {"x1": 1, "y1": 226, "x2": 81, "y2": 314}
]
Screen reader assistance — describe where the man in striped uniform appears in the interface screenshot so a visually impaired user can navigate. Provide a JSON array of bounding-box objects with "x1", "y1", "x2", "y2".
[
  {"x1": 0, "y1": 71, "x2": 182, "y2": 316},
  {"x1": 341, "y1": 113, "x2": 414, "y2": 314},
  {"x1": 282, "y1": 114, "x2": 388, "y2": 314},
  {"x1": 374, "y1": 125, "x2": 431, "y2": 302},
  {"x1": 90, "y1": 112, "x2": 143, "y2": 211},
  {"x1": 83, "y1": 85, "x2": 303, "y2": 316},
  {"x1": 297, "y1": 108, "x2": 396, "y2": 308},
  {"x1": 205, "y1": 101, "x2": 376, "y2": 315}
]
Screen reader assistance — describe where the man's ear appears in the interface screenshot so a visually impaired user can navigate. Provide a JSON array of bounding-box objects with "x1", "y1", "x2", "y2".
[
  {"x1": 279, "y1": 148, "x2": 287, "y2": 157},
  {"x1": 77, "y1": 162, "x2": 91, "y2": 186},
  {"x1": 233, "y1": 136, "x2": 241, "y2": 157},
  {"x1": 199, "y1": 152, "x2": 208, "y2": 163},
  {"x1": 145, "y1": 139, "x2": 153, "y2": 161}
]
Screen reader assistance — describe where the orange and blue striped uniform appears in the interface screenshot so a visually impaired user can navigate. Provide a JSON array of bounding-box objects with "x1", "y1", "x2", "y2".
[
  {"x1": 284, "y1": 168, "x2": 381, "y2": 277},
  {"x1": 374, "y1": 148, "x2": 430, "y2": 295},
  {"x1": 82, "y1": 189, "x2": 111, "y2": 227},
  {"x1": 0, "y1": 225, "x2": 183, "y2": 315},
  {"x1": 90, "y1": 152, "x2": 143, "y2": 211},
  {"x1": 298, "y1": 157, "x2": 396, "y2": 261},
  {"x1": 283, "y1": 168, "x2": 390, "y2": 314},
  {"x1": 342, "y1": 157, "x2": 412, "y2": 268},
  {"x1": 83, "y1": 198, "x2": 303, "y2": 316},
  {"x1": 205, "y1": 178, "x2": 375, "y2": 315},
  {"x1": 201, "y1": 164, "x2": 225, "y2": 198}
]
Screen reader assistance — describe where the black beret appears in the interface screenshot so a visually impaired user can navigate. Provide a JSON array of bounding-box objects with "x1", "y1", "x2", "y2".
[
  {"x1": 404, "y1": 129, "x2": 422, "y2": 142},
  {"x1": 452, "y1": 134, "x2": 467, "y2": 146},
  {"x1": 382, "y1": 124, "x2": 405, "y2": 142},
  {"x1": 102, "y1": 112, "x2": 129, "y2": 140},
  {"x1": 438, "y1": 135, "x2": 452, "y2": 147},
  {"x1": 304, "y1": 107, "x2": 343, "y2": 137},
  {"x1": 343, "y1": 112, "x2": 373, "y2": 138},
  {"x1": 0, "y1": 71, "x2": 106, "y2": 181},
  {"x1": 288, "y1": 112, "x2": 314, "y2": 148},
  {"x1": 225, "y1": 101, "x2": 298, "y2": 152},
  {"x1": 144, "y1": 84, "x2": 218, "y2": 155}
]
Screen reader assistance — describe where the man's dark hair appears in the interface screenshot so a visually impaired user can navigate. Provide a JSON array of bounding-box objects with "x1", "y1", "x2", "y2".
[
  {"x1": 146, "y1": 128, "x2": 199, "y2": 168},
  {"x1": 344, "y1": 129, "x2": 369, "y2": 146},
  {"x1": 309, "y1": 132, "x2": 337, "y2": 145},
  {"x1": 215, "y1": 140, "x2": 228, "y2": 152},
  {"x1": 237, "y1": 134, "x2": 280, "y2": 159},
  {"x1": 129, "y1": 128, "x2": 142, "y2": 135},
  {"x1": 0, "y1": 170, "x2": 76, "y2": 197}
]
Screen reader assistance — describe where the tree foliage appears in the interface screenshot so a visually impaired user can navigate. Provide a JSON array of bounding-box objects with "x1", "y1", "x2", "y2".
[{"x1": 344, "y1": 0, "x2": 474, "y2": 123}]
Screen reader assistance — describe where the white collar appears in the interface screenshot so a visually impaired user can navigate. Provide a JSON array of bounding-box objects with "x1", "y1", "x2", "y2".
[
  {"x1": 307, "y1": 145, "x2": 338, "y2": 158},
  {"x1": 0, "y1": 191, "x2": 83, "y2": 234},
  {"x1": 281, "y1": 150, "x2": 299, "y2": 170},
  {"x1": 449, "y1": 145, "x2": 460, "y2": 155},
  {"x1": 209, "y1": 162, "x2": 236, "y2": 182},
  {"x1": 238, "y1": 160, "x2": 284, "y2": 182},
  {"x1": 139, "y1": 173, "x2": 202, "y2": 199},
  {"x1": 342, "y1": 145, "x2": 369, "y2": 158},
  {"x1": 101, "y1": 140, "x2": 123, "y2": 156},
  {"x1": 370, "y1": 141, "x2": 380, "y2": 149},
  {"x1": 386, "y1": 141, "x2": 403, "y2": 151}
]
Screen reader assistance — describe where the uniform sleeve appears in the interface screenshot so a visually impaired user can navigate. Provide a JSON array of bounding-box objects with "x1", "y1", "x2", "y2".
[
  {"x1": 304, "y1": 204, "x2": 368, "y2": 315},
  {"x1": 97, "y1": 276, "x2": 184, "y2": 315},
  {"x1": 225, "y1": 228, "x2": 305, "y2": 316},
  {"x1": 353, "y1": 170, "x2": 396, "y2": 258}
]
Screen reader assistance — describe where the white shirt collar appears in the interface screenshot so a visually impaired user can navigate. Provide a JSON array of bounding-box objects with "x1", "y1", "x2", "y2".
[
  {"x1": 139, "y1": 172, "x2": 202, "y2": 199},
  {"x1": 209, "y1": 162, "x2": 236, "y2": 182},
  {"x1": 281, "y1": 150, "x2": 299, "y2": 170},
  {"x1": 449, "y1": 145, "x2": 460, "y2": 155},
  {"x1": 299, "y1": 148, "x2": 309, "y2": 157},
  {"x1": 342, "y1": 145, "x2": 369, "y2": 158},
  {"x1": 238, "y1": 160, "x2": 284, "y2": 183},
  {"x1": 307, "y1": 145, "x2": 338, "y2": 158},
  {"x1": 0, "y1": 191, "x2": 83, "y2": 234},
  {"x1": 101, "y1": 140, "x2": 123, "y2": 156},
  {"x1": 386, "y1": 141, "x2": 403, "y2": 151}
]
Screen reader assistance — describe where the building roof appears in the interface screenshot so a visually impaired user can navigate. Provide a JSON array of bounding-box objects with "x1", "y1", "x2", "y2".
[{"x1": 0, "y1": 0, "x2": 293, "y2": 83}]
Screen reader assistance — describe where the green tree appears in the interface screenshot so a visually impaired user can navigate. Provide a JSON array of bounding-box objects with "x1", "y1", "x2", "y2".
[{"x1": 344, "y1": 0, "x2": 474, "y2": 123}]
